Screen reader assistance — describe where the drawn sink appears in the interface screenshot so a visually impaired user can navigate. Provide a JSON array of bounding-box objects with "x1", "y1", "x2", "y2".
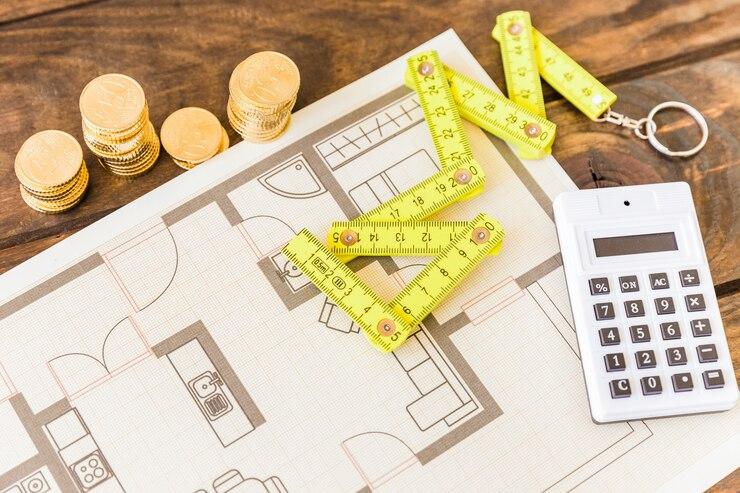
[{"x1": 258, "y1": 155, "x2": 325, "y2": 198}]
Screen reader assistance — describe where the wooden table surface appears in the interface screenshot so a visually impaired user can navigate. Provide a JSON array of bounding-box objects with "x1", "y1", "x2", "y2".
[{"x1": 0, "y1": 0, "x2": 738, "y2": 489}]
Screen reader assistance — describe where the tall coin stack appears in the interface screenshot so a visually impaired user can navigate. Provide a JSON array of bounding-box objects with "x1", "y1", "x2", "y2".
[
  {"x1": 14, "y1": 130, "x2": 89, "y2": 213},
  {"x1": 228, "y1": 51, "x2": 300, "y2": 142},
  {"x1": 161, "y1": 107, "x2": 229, "y2": 170},
  {"x1": 79, "y1": 73, "x2": 160, "y2": 177}
]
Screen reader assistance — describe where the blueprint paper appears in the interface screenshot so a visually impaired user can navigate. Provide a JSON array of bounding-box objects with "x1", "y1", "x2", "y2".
[{"x1": 0, "y1": 30, "x2": 738, "y2": 493}]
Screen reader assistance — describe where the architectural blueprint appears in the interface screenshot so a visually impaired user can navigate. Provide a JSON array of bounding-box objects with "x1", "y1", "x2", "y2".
[{"x1": 0, "y1": 30, "x2": 738, "y2": 493}]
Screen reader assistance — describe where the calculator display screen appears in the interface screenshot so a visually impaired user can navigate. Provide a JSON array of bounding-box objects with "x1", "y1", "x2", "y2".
[{"x1": 593, "y1": 232, "x2": 678, "y2": 257}]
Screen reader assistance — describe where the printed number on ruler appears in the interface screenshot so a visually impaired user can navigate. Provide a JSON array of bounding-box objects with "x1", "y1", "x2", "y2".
[
  {"x1": 388, "y1": 213, "x2": 501, "y2": 327},
  {"x1": 282, "y1": 230, "x2": 411, "y2": 353},
  {"x1": 496, "y1": 10, "x2": 545, "y2": 118},
  {"x1": 328, "y1": 219, "x2": 505, "y2": 257},
  {"x1": 407, "y1": 51, "x2": 474, "y2": 170},
  {"x1": 404, "y1": 64, "x2": 556, "y2": 159},
  {"x1": 282, "y1": 214, "x2": 501, "y2": 352},
  {"x1": 492, "y1": 15, "x2": 617, "y2": 120}
]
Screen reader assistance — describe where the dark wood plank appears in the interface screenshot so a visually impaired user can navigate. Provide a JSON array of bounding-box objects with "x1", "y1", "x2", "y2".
[
  {"x1": 550, "y1": 51, "x2": 740, "y2": 286},
  {"x1": 0, "y1": 0, "x2": 738, "y2": 277},
  {"x1": 0, "y1": 0, "x2": 98, "y2": 24},
  {"x1": 710, "y1": 468, "x2": 740, "y2": 493}
]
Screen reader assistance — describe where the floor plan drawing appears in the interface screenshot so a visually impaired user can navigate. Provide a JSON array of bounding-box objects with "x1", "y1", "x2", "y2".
[{"x1": 0, "y1": 31, "x2": 737, "y2": 493}]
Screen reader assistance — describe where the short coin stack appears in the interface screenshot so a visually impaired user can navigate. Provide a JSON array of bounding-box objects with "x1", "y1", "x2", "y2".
[
  {"x1": 14, "y1": 130, "x2": 89, "y2": 213},
  {"x1": 79, "y1": 73, "x2": 160, "y2": 177},
  {"x1": 160, "y1": 107, "x2": 229, "y2": 170},
  {"x1": 227, "y1": 51, "x2": 300, "y2": 142}
]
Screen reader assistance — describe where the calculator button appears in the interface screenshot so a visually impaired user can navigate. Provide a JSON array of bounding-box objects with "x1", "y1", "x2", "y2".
[
  {"x1": 671, "y1": 373, "x2": 693, "y2": 392},
  {"x1": 696, "y1": 344, "x2": 718, "y2": 363},
  {"x1": 660, "y1": 322, "x2": 681, "y2": 340},
  {"x1": 690, "y1": 319, "x2": 712, "y2": 337},
  {"x1": 619, "y1": 276, "x2": 639, "y2": 293},
  {"x1": 609, "y1": 379, "x2": 631, "y2": 398},
  {"x1": 666, "y1": 347, "x2": 688, "y2": 366},
  {"x1": 635, "y1": 350, "x2": 657, "y2": 369},
  {"x1": 598, "y1": 327, "x2": 620, "y2": 346},
  {"x1": 702, "y1": 370, "x2": 725, "y2": 389},
  {"x1": 654, "y1": 297, "x2": 675, "y2": 315},
  {"x1": 629, "y1": 325, "x2": 651, "y2": 343},
  {"x1": 604, "y1": 353, "x2": 626, "y2": 372},
  {"x1": 593, "y1": 302, "x2": 615, "y2": 320},
  {"x1": 640, "y1": 376, "x2": 663, "y2": 395},
  {"x1": 649, "y1": 273, "x2": 670, "y2": 290},
  {"x1": 589, "y1": 277, "x2": 610, "y2": 295},
  {"x1": 679, "y1": 269, "x2": 700, "y2": 287},
  {"x1": 624, "y1": 300, "x2": 645, "y2": 318},
  {"x1": 684, "y1": 294, "x2": 706, "y2": 312}
]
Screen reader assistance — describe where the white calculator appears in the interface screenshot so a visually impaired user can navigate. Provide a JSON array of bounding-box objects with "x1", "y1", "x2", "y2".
[{"x1": 554, "y1": 182, "x2": 737, "y2": 422}]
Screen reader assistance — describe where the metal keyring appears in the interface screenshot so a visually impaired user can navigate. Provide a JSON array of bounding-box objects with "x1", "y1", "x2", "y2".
[{"x1": 643, "y1": 101, "x2": 709, "y2": 157}]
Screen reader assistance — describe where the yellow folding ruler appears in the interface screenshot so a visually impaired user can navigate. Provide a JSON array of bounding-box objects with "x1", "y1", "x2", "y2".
[
  {"x1": 492, "y1": 11, "x2": 617, "y2": 121},
  {"x1": 283, "y1": 214, "x2": 502, "y2": 352},
  {"x1": 327, "y1": 219, "x2": 504, "y2": 257},
  {"x1": 404, "y1": 61, "x2": 556, "y2": 159},
  {"x1": 282, "y1": 50, "x2": 506, "y2": 353}
]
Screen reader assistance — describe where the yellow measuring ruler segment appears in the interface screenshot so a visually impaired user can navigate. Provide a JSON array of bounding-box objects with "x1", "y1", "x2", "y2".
[
  {"x1": 282, "y1": 214, "x2": 502, "y2": 352},
  {"x1": 356, "y1": 160, "x2": 484, "y2": 222},
  {"x1": 492, "y1": 16, "x2": 617, "y2": 120},
  {"x1": 407, "y1": 50, "x2": 474, "y2": 171},
  {"x1": 327, "y1": 219, "x2": 505, "y2": 257},
  {"x1": 404, "y1": 64, "x2": 556, "y2": 159},
  {"x1": 282, "y1": 229, "x2": 412, "y2": 352},
  {"x1": 388, "y1": 213, "x2": 501, "y2": 327},
  {"x1": 495, "y1": 10, "x2": 545, "y2": 118}
]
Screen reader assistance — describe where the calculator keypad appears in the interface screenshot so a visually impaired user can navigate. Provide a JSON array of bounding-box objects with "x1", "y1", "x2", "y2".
[{"x1": 586, "y1": 269, "x2": 730, "y2": 405}]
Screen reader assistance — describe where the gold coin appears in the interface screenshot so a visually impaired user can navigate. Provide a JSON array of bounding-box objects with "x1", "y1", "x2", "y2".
[
  {"x1": 229, "y1": 51, "x2": 299, "y2": 107},
  {"x1": 19, "y1": 163, "x2": 89, "y2": 213},
  {"x1": 15, "y1": 130, "x2": 83, "y2": 190},
  {"x1": 79, "y1": 73, "x2": 146, "y2": 131},
  {"x1": 84, "y1": 121, "x2": 156, "y2": 158},
  {"x1": 218, "y1": 128, "x2": 229, "y2": 152},
  {"x1": 161, "y1": 107, "x2": 222, "y2": 163}
]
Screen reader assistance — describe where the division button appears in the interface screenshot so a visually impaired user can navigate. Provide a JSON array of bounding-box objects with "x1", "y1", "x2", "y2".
[
  {"x1": 684, "y1": 294, "x2": 706, "y2": 312},
  {"x1": 589, "y1": 277, "x2": 610, "y2": 295},
  {"x1": 635, "y1": 350, "x2": 657, "y2": 369},
  {"x1": 629, "y1": 324, "x2": 651, "y2": 343},
  {"x1": 702, "y1": 370, "x2": 725, "y2": 389},
  {"x1": 679, "y1": 269, "x2": 700, "y2": 287},
  {"x1": 640, "y1": 376, "x2": 663, "y2": 395},
  {"x1": 594, "y1": 302, "x2": 615, "y2": 320},
  {"x1": 649, "y1": 273, "x2": 670, "y2": 289},
  {"x1": 654, "y1": 297, "x2": 675, "y2": 315},
  {"x1": 666, "y1": 346, "x2": 688, "y2": 366},
  {"x1": 624, "y1": 299, "x2": 645, "y2": 317},
  {"x1": 690, "y1": 319, "x2": 712, "y2": 337},
  {"x1": 671, "y1": 373, "x2": 694, "y2": 392},
  {"x1": 609, "y1": 379, "x2": 631, "y2": 398},
  {"x1": 598, "y1": 327, "x2": 620, "y2": 346},
  {"x1": 604, "y1": 352, "x2": 627, "y2": 372},
  {"x1": 660, "y1": 322, "x2": 681, "y2": 340},
  {"x1": 619, "y1": 275, "x2": 639, "y2": 293},
  {"x1": 696, "y1": 344, "x2": 718, "y2": 363}
]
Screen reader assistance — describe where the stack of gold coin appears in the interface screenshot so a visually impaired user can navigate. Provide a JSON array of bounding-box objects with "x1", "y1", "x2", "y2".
[
  {"x1": 14, "y1": 130, "x2": 89, "y2": 213},
  {"x1": 227, "y1": 51, "x2": 300, "y2": 142},
  {"x1": 161, "y1": 107, "x2": 229, "y2": 170},
  {"x1": 79, "y1": 73, "x2": 160, "y2": 177}
]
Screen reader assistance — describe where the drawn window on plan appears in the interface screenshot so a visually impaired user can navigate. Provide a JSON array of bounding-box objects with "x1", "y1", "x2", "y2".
[
  {"x1": 348, "y1": 149, "x2": 439, "y2": 214},
  {"x1": 102, "y1": 222, "x2": 178, "y2": 312},
  {"x1": 314, "y1": 95, "x2": 423, "y2": 170}
]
